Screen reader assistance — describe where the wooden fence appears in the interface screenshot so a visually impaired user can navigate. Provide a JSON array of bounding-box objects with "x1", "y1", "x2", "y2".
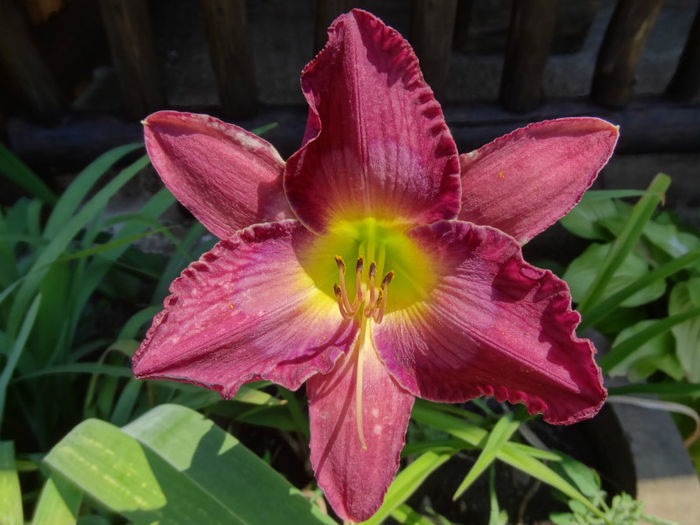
[{"x1": 1, "y1": 0, "x2": 699, "y2": 166}]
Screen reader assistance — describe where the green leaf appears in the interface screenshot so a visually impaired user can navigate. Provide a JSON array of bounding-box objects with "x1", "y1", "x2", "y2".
[
  {"x1": 607, "y1": 320, "x2": 679, "y2": 381},
  {"x1": 607, "y1": 381, "x2": 700, "y2": 397},
  {"x1": 564, "y1": 243, "x2": 665, "y2": 308},
  {"x1": 487, "y1": 465, "x2": 508, "y2": 525},
  {"x1": 389, "y1": 504, "x2": 437, "y2": 525},
  {"x1": 643, "y1": 221, "x2": 700, "y2": 260},
  {"x1": 578, "y1": 173, "x2": 671, "y2": 313},
  {"x1": 44, "y1": 404, "x2": 334, "y2": 525},
  {"x1": 411, "y1": 403, "x2": 602, "y2": 518},
  {"x1": 8, "y1": 154, "x2": 150, "y2": 338},
  {"x1": 600, "y1": 306, "x2": 700, "y2": 373},
  {"x1": 32, "y1": 473, "x2": 83, "y2": 525},
  {"x1": 360, "y1": 450, "x2": 454, "y2": 525},
  {"x1": 44, "y1": 143, "x2": 142, "y2": 238},
  {"x1": 0, "y1": 142, "x2": 57, "y2": 205},
  {"x1": 580, "y1": 248, "x2": 700, "y2": 331},
  {"x1": 0, "y1": 294, "x2": 41, "y2": 428},
  {"x1": 110, "y1": 379, "x2": 142, "y2": 426},
  {"x1": 669, "y1": 278, "x2": 700, "y2": 381},
  {"x1": 453, "y1": 412, "x2": 519, "y2": 499},
  {"x1": 560, "y1": 196, "x2": 619, "y2": 240},
  {"x1": 0, "y1": 441, "x2": 23, "y2": 524}
]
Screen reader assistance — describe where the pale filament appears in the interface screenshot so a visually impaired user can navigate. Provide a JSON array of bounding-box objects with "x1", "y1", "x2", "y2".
[{"x1": 333, "y1": 255, "x2": 393, "y2": 324}]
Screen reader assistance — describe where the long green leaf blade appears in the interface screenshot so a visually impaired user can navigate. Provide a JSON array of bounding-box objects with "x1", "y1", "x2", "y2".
[
  {"x1": 578, "y1": 173, "x2": 671, "y2": 313},
  {"x1": 32, "y1": 473, "x2": 83, "y2": 525},
  {"x1": 0, "y1": 441, "x2": 23, "y2": 525},
  {"x1": 580, "y1": 248, "x2": 700, "y2": 331},
  {"x1": 452, "y1": 413, "x2": 520, "y2": 499},
  {"x1": 0, "y1": 294, "x2": 41, "y2": 428},
  {"x1": 360, "y1": 450, "x2": 454, "y2": 525},
  {"x1": 45, "y1": 404, "x2": 334, "y2": 524},
  {"x1": 600, "y1": 306, "x2": 700, "y2": 372},
  {"x1": 0, "y1": 142, "x2": 57, "y2": 205}
]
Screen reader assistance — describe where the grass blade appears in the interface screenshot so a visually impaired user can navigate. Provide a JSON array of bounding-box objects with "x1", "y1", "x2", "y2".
[
  {"x1": 360, "y1": 450, "x2": 454, "y2": 525},
  {"x1": 607, "y1": 382, "x2": 700, "y2": 397},
  {"x1": 0, "y1": 441, "x2": 23, "y2": 524},
  {"x1": 452, "y1": 412, "x2": 520, "y2": 500},
  {"x1": 578, "y1": 173, "x2": 671, "y2": 313},
  {"x1": 0, "y1": 142, "x2": 57, "y2": 205},
  {"x1": 32, "y1": 473, "x2": 83, "y2": 525},
  {"x1": 600, "y1": 306, "x2": 700, "y2": 372},
  {"x1": 0, "y1": 294, "x2": 41, "y2": 430},
  {"x1": 580, "y1": 248, "x2": 700, "y2": 331},
  {"x1": 44, "y1": 143, "x2": 142, "y2": 238}
]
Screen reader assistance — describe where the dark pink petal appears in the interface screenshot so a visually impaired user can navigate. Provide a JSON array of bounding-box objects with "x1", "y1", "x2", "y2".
[
  {"x1": 133, "y1": 220, "x2": 356, "y2": 397},
  {"x1": 458, "y1": 118, "x2": 619, "y2": 244},
  {"x1": 284, "y1": 9, "x2": 461, "y2": 233},
  {"x1": 308, "y1": 342, "x2": 414, "y2": 521},
  {"x1": 144, "y1": 111, "x2": 292, "y2": 239},
  {"x1": 373, "y1": 221, "x2": 606, "y2": 425}
]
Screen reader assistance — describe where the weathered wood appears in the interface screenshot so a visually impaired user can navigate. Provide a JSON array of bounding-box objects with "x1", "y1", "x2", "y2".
[
  {"x1": 314, "y1": 0, "x2": 358, "y2": 53},
  {"x1": 591, "y1": 0, "x2": 664, "y2": 108},
  {"x1": 201, "y1": 0, "x2": 257, "y2": 119},
  {"x1": 453, "y1": 0, "x2": 473, "y2": 52},
  {"x1": 499, "y1": 0, "x2": 558, "y2": 113},
  {"x1": 8, "y1": 99, "x2": 700, "y2": 170},
  {"x1": 0, "y1": 0, "x2": 64, "y2": 120},
  {"x1": 98, "y1": 0, "x2": 164, "y2": 119},
  {"x1": 410, "y1": 0, "x2": 458, "y2": 98},
  {"x1": 666, "y1": 2, "x2": 700, "y2": 101}
]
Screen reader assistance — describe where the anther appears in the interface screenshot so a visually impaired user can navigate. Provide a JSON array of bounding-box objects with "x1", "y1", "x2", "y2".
[
  {"x1": 333, "y1": 283, "x2": 353, "y2": 319},
  {"x1": 334, "y1": 255, "x2": 354, "y2": 314},
  {"x1": 353, "y1": 257, "x2": 364, "y2": 307},
  {"x1": 368, "y1": 261, "x2": 377, "y2": 306}
]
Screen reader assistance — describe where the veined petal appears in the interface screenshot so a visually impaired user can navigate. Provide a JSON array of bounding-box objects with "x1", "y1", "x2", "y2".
[
  {"x1": 285, "y1": 9, "x2": 461, "y2": 233},
  {"x1": 373, "y1": 221, "x2": 606, "y2": 425},
  {"x1": 458, "y1": 118, "x2": 619, "y2": 244},
  {"x1": 308, "y1": 331, "x2": 414, "y2": 522},
  {"x1": 133, "y1": 220, "x2": 356, "y2": 397},
  {"x1": 144, "y1": 111, "x2": 292, "y2": 239}
]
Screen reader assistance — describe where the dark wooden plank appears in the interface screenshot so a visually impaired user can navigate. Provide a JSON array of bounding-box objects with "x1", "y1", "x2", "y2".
[
  {"x1": 666, "y1": 2, "x2": 700, "y2": 101},
  {"x1": 314, "y1": 0, "x2": 358, "y2": 53},
  {"x1": 410, "y1": 0, "x2": 458, "y2": 98},
  {"x1": 0, "y1": 0, "x2": 64, "y2": 120},
  {"x1": 499, "y1": 0, "x2": 558, "y2": 113},
  {"x1": 98, "y1": 0, "x2": 164, "y2": 119},
  {"x1": 452, "y1": 0, "x2": 473, "y2": 52},
  {"x1": 201, "y1": 0, "x2": 257, "y2": 119},
  {"x1": 591, "y1": 0, "x2": 664, "y2": 108},
  {"x1": 7, "y1": 98, "x2": 700, "y2": 170}
]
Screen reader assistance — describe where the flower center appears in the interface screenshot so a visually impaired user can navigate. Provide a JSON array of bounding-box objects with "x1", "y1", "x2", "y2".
[{"x1": 332, "y1": 255, "x2": 394, "y2": 323}]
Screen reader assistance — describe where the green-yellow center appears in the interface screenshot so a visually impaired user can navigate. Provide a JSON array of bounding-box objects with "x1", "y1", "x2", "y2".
[{"x1": 302, "y1": 217, "x2": 435, "y2": 316}]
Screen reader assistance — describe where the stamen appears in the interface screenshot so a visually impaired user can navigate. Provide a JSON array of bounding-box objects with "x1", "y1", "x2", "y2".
[
  {"x1": 373, "y1": 271, "x2": 394, "y2": 324},
  {"x1": 335, "y1": 255, "x2": 354, "y2": 314},
  {"x1": 368, "y1": 261, "x2": 377, "y2": 307},
  {"x1": 333, "y1": 283, "x2": 353, "y2": 319},
  {"x1": 354, "y1": 317, "x2": 369, "y2": 450},
  {"x1": 353, "y1": 257, "x2": 364, "y2": 308}
]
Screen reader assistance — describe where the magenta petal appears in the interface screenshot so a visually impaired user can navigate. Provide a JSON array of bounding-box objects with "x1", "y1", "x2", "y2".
[
  {"x1": 133, "y1": 220, "x2": 356, "y2": 397},
  {"x1": 458, "y1": 118, "x2": 619, "y2": 244},
  {"x1": 308, "y1": 344, "x2": 414, "y2": 522},
  {"x1": 144, "y1": 111, "x2": 292, "y2": 239},
  {"x1": 284, "y1": 9, "x2": 461, "y2": 233},
  {"x1": 373, "y1": 221, "x2": 606, "y2": 425}
]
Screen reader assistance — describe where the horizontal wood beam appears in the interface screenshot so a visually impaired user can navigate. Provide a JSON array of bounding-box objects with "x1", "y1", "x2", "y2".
[{"x1": 6, "y1": 98, "x2": 700, "y2": 169}]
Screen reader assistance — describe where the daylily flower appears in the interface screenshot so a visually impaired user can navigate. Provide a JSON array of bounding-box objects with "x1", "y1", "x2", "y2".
[{"x1": 133, "y1": 9, "x2": 617, "y2": 522}]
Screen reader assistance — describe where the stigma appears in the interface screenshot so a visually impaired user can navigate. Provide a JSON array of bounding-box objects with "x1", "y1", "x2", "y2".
[{"x1": 333, "y1": 255, "x2": 393, "y2": 323}]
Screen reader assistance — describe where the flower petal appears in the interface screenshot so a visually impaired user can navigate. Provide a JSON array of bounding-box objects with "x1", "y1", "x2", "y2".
[
  {"x1": 144, "y1": 110, "x2": 292, "y2": 239},
  {"x1": 284, "y1": 9, "x2": 461, "y2": 233},
  {"x1": 373, "y1": 221, "x2": 606, "y2": 425},
  {"x1": 458, "y1": 118, "x2": 619, "y2": 244},
  {"x1": 308, "y1": 335, "x2": 414, "y2": 522},
  {"x1": 133, "y1": 220, "x2": 356, "y2": 397}
]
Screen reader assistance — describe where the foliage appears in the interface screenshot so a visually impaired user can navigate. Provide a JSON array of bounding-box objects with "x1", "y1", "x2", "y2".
[{"x1": 1, "y1": 140, "x2": 697, "y2": 524}]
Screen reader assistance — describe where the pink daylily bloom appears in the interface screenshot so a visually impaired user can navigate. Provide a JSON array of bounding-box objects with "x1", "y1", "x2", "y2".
[{"x1": 133, "y1": 9, "x2": 617, "y2": 522}]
